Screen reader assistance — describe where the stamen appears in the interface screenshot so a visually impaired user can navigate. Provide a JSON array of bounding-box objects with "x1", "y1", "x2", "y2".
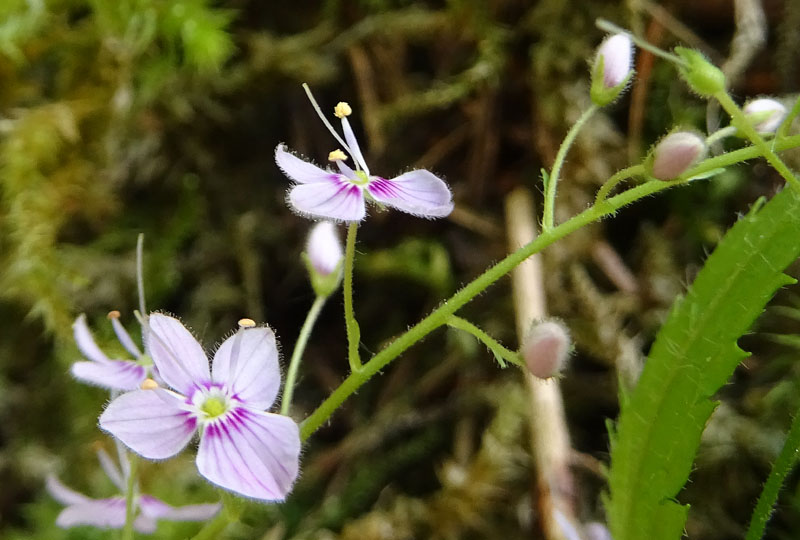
[
  {"x1": 238, "y1": 318, "x2": 256, "y2": 328},
  {"x1": 141, "y1": 378, "x2": 159, "y2": 390},
  {"x1": 107, "y1": 310, "x2": 121, "y2": 319},
  {"x1": 328, "y1": 149, "x2": 347, "y2": 161},
  {"x1": 334, "y1": 102, "x2": 352, "y2": 118},
  {"x1": 301, "y1": 83, "x2": 357, "y2": 161}
]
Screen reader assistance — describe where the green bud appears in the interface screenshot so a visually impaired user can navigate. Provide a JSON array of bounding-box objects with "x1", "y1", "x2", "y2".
[{"x1": 674, "y1": 47, "x2": 725, "y2": 96}]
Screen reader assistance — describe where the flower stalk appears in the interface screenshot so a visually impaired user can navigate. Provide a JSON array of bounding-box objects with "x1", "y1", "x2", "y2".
[
  {"x1": 281, "y1": 294, "x2": 328, "y2": 415},
  {"x1": 343, "y1": 222, "x2": 362, "y2": 371},
  {"x1": 121, "y1": 454, "x2": 138, "y2": 540}
]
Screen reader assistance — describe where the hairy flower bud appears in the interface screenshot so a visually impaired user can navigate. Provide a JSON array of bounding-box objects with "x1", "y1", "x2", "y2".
[
  {"x1": 675, "y1": 47, "x2": 725, "y2": 96},
  {"x1": 650, "y1": 131, "x2": 706, "y2": 180},
  {"x1": 304, "y1": 221, "x2": 344, "y2": 297},
  {"x1": 743, "y1": 98, "x2": 787, "y2": 134},
  {"x1": 522, "y1": 320, "x2": 571, "y2": 380},
  {"x1": 591, "y1": 33, "x2": 634, "y2": 106}
]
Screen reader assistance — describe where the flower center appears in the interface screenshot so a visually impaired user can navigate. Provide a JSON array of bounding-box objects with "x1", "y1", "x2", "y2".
[
  {"x1": 201, "y1": 397, "x2": 227, "y2": 418},
  {"x1": 351, "y1": 170, "x2": 370, "y2": 186}
]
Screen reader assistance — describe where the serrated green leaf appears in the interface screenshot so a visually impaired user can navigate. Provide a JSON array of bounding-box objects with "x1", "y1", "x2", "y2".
[{"x1": 607, "y1": 187, "x2": 800, "y2": 540}]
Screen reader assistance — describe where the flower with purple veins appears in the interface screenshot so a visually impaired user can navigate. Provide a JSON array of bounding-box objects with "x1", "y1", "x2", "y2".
[
  {"x1": 72, "y1": 311, "x2": 150, "y2": 391},
  {"x1": 99, "y1": 314, "x2": 301, "y2": 502},
  {"x1": 47, "y1": 448, "x2": 220, "y2": 533},
  {"x1": 276, "y1": 97, "x2": 454, "y2": 222}
]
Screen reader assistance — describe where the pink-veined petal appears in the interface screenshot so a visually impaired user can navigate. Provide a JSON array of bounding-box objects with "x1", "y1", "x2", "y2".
[
  {"x1": 275, "y1": 144, "x2": 337, "y2": 184},
  {"x1": 340, "y1": 117, "x2": 369, "y2": 175},
  {"x1": 196, "y1": 407, "x2": 300, "y2": 501},
  {"x1": 289, "y1": 178, "x2": 366, "y2": 222},
  {"x1": 71, "y1": 360, "x2": 146, "y2": 391},
  {"x1": 73, "y1": 314, "x2": 110, "y2": 364},
  {"x1": 212, "y1": 327, "x2": 280, "y2": 410},
  {"x1": 99, "y1": 389, "x2": 197, "y2": 460},
  {"x1": 55, "y1": 497, "x2": 127, "y2": 530},
  {"x1": 367, "y1": 170, "x2": 454, "y2": 218},
  {"x1": 146, "y1": 314, "x2": 210, "y2": 395},
  {"x1": 46, "y1": 475, "x2": 90, "y2": 506},
  {"x1": 139, "y1": 495, "x2": 221, "y2": 522}
]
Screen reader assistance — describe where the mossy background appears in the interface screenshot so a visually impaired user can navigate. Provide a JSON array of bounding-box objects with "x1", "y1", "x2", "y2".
[{"x1": 2, "y1": 0, "x2": 800, "y2": 538}]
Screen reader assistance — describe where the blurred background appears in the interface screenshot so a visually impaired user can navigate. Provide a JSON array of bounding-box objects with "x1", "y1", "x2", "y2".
[{"x1": 2, "y1": 0, "x2": 800, "y2": 538}]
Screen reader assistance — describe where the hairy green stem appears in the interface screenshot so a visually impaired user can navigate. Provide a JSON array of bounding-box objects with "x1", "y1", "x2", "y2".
[
  {"x1": 446, "y1": 315, "x2": 522, "y2": 367},
  {"x1": 705, "y1": 125, "x2": 738, "y2": 146},
  {"x1": 121, "y1": 454, "x2": 139, "y2": 540},
  {"x1": 343, "y1": 223, "x2": 362, "y2": 371},
  {"x1": 136, "y1": 234, "x2": 146, "y2": 317},
  {"x1": 281, "y1": 295, "x2": 327, "y2": 415},
  {"x1": 745, "y1": 411, "x2": 800, "y2": 540},
  {"x1": 595, "y1": 165, "x2": 646, "y2": 204},
  {"x1": 777, "y1": 94, "x2": 800, "y2": 140},
  {"x1": 715, "y1": 91, "x2": 800, "y2": 191},
  {"x1": 542, "y1": 105, "x2": 598, "y2": 232},
  {"x1": 190, "y1": 494, "x2": 241, "y2": 540},
  {"x1": 297, "y1": 133, "x2": 800, "y2": 442},
  {"x1": 301, "y1": 179, "x2": 674, "y2": 440}
]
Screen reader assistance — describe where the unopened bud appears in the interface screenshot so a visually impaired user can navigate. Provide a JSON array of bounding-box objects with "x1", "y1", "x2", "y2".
[
  {"x1": 675, "y1": 47, "x2": 725, "y2": 97},
  {"x1": 334, "y1": 102, "x2": 352, "y2": 118},
  {"x1": 743, "y1": 98, "x2": 787, "y2": 134},
  {"x1": 328, "y1": 149, "x2": 347, "y2": 161},
  {"x1": 140, "y1": 378, "x2": 159, "y2": 390},
  {"x1": 305, "y1": 221, "x2": 344, "y2": 297},
  {"x1": 591, "y1": 33, "x2": 634, "y2": 106},
  {"x1": 650, "y1": 131, "x2": 706, "y2": 180},
  {"x1": 522, "y1": 320, "x2": 571, "y2": 380}
]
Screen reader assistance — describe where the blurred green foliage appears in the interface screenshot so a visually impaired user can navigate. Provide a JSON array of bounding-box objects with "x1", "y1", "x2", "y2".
[{"x1": 2, "y1": 0, "x2": 800, "y2": 539}]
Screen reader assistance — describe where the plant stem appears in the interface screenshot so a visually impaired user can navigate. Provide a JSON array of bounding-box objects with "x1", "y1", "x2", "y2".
[
  {"x1": 343, "y1": 222, "x2": 362, "y2": 371},
  {"x1": 715, "y1": 91, "x2": 800, "y2": 191},
  {"x1": 705, "y1": 125, "x2": 738, "y2": 146},
  {"x1": 281, "y1": 295, "x2": 327, "y2": 415},
  {"x1": 745, "y1": 411, "x2": 800, "y2": 540},
  {"x1": 595, "y1": 165, "x2": 645, "y2": 204},
  {"x1": 136, "y1": 233, "x2": 146, "y2": 317},
  {"x1": 542, "y1": 105, "x2": 598, "y2": 232},
  {"x1": 121, "y1": 454, "x2": 139, "y2": 540},
  {"x1": 446, "y1": 315, "x2": 522, "y2": 367},
  {"x1": 297, "y1": 132, "x2": 800, "y2": 442},
  {"x1": 777, "y1": 94, "x2": 800, "y2": 140},
  {"x1": 190, "y1": 494, "x2": 241, "y2": 540}
]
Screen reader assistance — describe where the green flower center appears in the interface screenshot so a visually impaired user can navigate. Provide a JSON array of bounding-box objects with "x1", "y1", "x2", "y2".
[
  {"x1": 351, "y1": 170, "x2": 370, "y2": 186},
  {"x1": 201, "y1": 397, "x2": 227, "y2": 418}
]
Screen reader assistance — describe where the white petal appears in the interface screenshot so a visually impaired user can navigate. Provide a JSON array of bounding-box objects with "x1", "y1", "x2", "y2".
[
  {"x1": 111, "y1": 316, "x2": 142, "y2": 357},
  {"x1": 46, "y1": 475, "x2": 90, "y2": 506},
  {"x1": 275, "y1": 144, "x2": 336, "y2": 184},
  {"x1": 366, "y1": 170, "x2": 454, "y2": 218},
  {"x1": 196, "y1": 408, "x2": 300, "y2": 501},
  {"x1": 55, "y1": 497, "x2": 127, "y2": 529},
  {"x1": 146, "y1": 314, "x2": 210, "y2": 395},
  {"x1": 139, "y1": 494, "x2": 221, "y2": 522},
  {"x1": 99, "y1": 389, "x2": 197, "y2": 460},
  {"x1": 212, "y1": 327, "x2": 281, "y2": 410},
  {"x1": 73, "y1": 314, "x2": 110, "y2": 364},
  {"x1": 289, "y1": 178, "x2": 366, "y2": 222},
  {"x1": 340, "y1": 117, "x2": 369, "y2": 175},
  {"x1": 96, "y1": 448, "x2": 125, "y2": 492},
  {"x1": 71, "y1": 360, "x2": 146, "y2": 391}
]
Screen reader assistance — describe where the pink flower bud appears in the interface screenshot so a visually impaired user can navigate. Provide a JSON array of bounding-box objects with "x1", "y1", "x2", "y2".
[
  {"x1": 743, "y1": 98, "x2": 787, "y2": 134},
  {"x1": 307, "y1": 221, "x2": 343, "y2": 276},
  {"x1": 522, "y1": 320, "x2": 571, "y2": 380},
  {"x1": 596, "y1": 33, "x2": 633, "y2": 89},
  {"x1": 651, "y1": 131, "x2": 706, "y2": 180}
]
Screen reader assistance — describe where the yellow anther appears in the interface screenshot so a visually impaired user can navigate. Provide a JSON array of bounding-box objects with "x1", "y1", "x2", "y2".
[
  {"x1": 107, "y1": 310, "x2": 121, "y2": 319},
  {"x1": 328, "y1": 149, "x2": 347, "y2": 161},
  {"x1": 140, "y1": 378, "x2": 159, "y2": 390},
  {"x1": 334, "y1": 102, "x2": 352, "y2": 118},
  {"x1": 238, "y1": 318, "x2": 256, "y2": 328}
]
